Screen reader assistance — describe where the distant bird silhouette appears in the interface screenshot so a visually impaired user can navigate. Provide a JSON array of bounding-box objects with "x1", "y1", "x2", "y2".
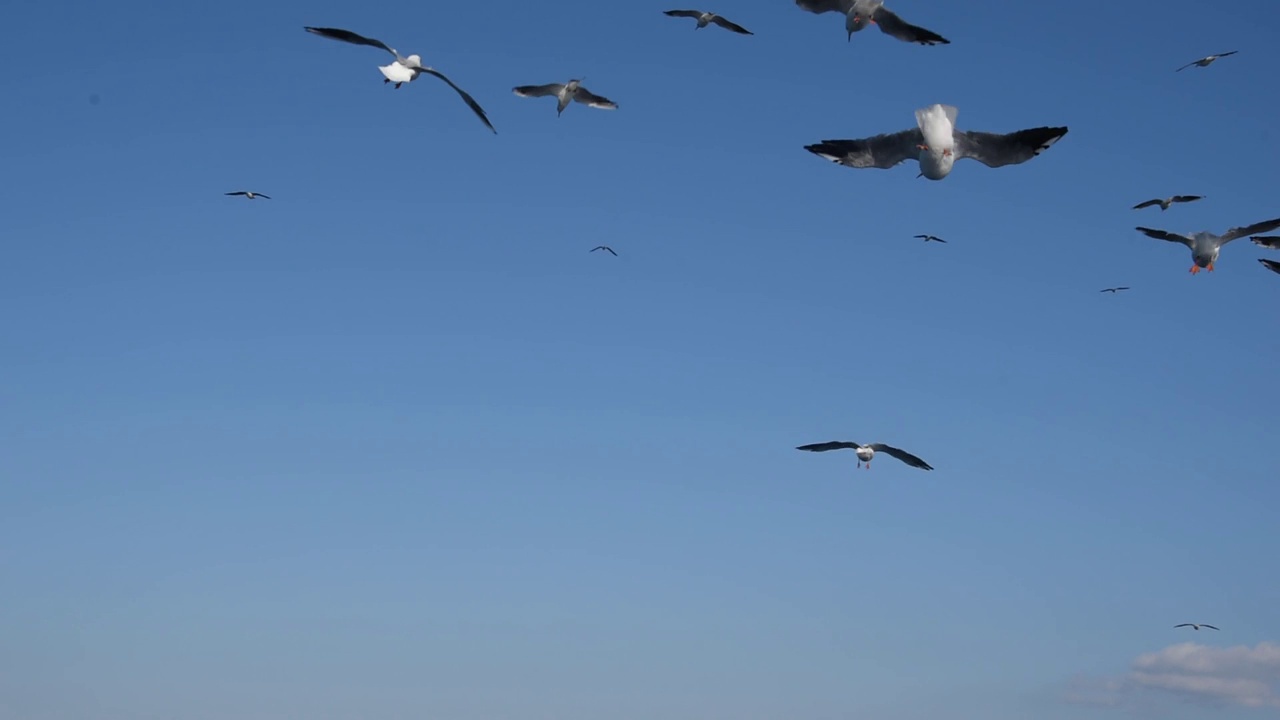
[
  {"x1": 1132, "y1": 195, "x2": 1203, "y2": 211},
  {"x1": 1251, "y1": 235, "x2": 1280, "y2": 250},
  {"x1": 513, "y1": 78, "x2": 618, "y2": 116},
  {"x1": 1176, "y1": 51, "x2": 1238, "y2": 71},
  {"x1": 663, "y1": 10, "x2": 753, "y2": 35},
  {"x1": 913, "y1": 234, "x2": 946, "y2": 243},
  {"x1": 796, "y1": 441, "x2": 933, "y2": 470},
  {"x1": 226, "y1": 191, "x2": 270, "y2": 200},
  {"x1": 1100, "y1": 287, "x2": 1130, "y2": 293},
  {"x1": 591, "y1": 245, "x2": 618, "y2": 256},
  {"x1": 1259, "y1": 258, "x2": 1280, "y2": 276},
  {"x1": 1174, "y1": 623, "x2": 1219, "y2": 631}
]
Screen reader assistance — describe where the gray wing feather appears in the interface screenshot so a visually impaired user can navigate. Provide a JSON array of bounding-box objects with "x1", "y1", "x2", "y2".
[
  {"x1": 1135, "y1": 227, "x2": 1194, "y2": 247},
  {"x1": 804, "y1": 129, "x2": 923, "y2": 170},
  {"x1": 871, "y1": 7, "x2": 949, "y2": 45},
  {"x1": 304, "y1": 27, "x2": 398, "y2": 58},
  {"x1": 419, "y1": 68, "x2": 496, "y2": 134},
  {"x1": 1219, "y1": 217, "x2": 1280, "y2": 244},
  {"x1": 513, "y1": 83, "x2": 565, "y2": 98},
  {"x1": 663, "y1": 10, "x2": 704, "y2": 18},
  {"x1": 796, "y1": 441, "x2": 862, "y2": 452},
  {"x1": 1250, "y1": 235, "x2": 1280, "y2": 250},
  {"x1": 954, "y1": 126, "x2": 1069, "y2": 168},
  {"x1": 1258, "y1": 258, "x2": 1280, "y2": 275},
  {"x1": 1132, "y1": 199, "x2": 1162, "y2": 210},
  {"x1": 711, "y1": 15, "x2": 754, "y2": 34},
  {"x1": 573, "y1": 87, "x2": 618, "y2": 109},
  {"x1": 794, "y1": 0, "x2": 854, "y2": 14},
  {"x1": 868, "y1": 443, "x2": 934, "y2": 470}
]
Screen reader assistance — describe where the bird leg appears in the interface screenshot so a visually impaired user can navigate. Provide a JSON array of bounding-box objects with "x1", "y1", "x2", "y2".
[
  {"x1": 395, "y1": 82, "x2": 403, "y2": 89},
  {"x1": 1207, "y1": 262, "x2": 1215, "y2": 272},
  {"x1": 1189, "y1": 265, "x2": 1201, "y2": 274}
]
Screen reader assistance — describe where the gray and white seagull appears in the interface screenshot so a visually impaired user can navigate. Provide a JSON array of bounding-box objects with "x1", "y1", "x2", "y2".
[
  {"x1": 913, "y1": 234, "x2": 946, "y2": 243},
  {"x1": 663, "y1": 10, "x2": 753, "y2": 35},
  {"x1": 1176, "y1": 51, "x2": 1238, "y2": 72},
  {"x1": 512, "y1": 79, "x2": 618, "y2": 116},
  {"x1": 1174, "y1": 623, "x2": 1219, "y2": 631},
  {"x1": 225, "y1": 191, "x2": 270, "y2": 200},
  {"x1": 796, "y1": 441, "x2": 934, "y2": 471},
  {"x1": 1250, "y1": 235, "x2": 1280, "y2": 250},
  {"x1": 1135, "y1": 217, "x2": 1280, "y2": 274},
  {"x1": 794, "y1": 0, "x2": 949, "y2": 45},
  {"x1": 1133, "y1": 195, "x2": 1204, "y2": 211},
  {"x1": 805, "y1": 104, "x2": 1068, "y2": 181},
  {"x1": 303, "y1": 26, "x2": 496, "y2": 134}
]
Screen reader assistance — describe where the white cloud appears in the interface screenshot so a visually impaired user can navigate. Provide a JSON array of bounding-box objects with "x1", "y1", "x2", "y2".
[{"x1": 1066, "y1": 642, "x2": 1280, "y2": 710}]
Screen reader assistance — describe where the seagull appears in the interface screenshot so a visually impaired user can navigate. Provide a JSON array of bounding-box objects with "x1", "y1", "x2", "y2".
[
  {"x1": 794, "y1": 0, "x2": 948, "y2": 45},
  {"x1": 1135, "y1": 217, "x2": 1280, "y2": 274},
  {"x1": 1174, "y1": 623, "x2": 1219, "y2": 631},
  {"x1": 663, "y1": 10, "x2": 753, "y2": 35},
  {"x1": 913, "y1": 234, "x2": 946, "y2": 243},
  {"x1": 1176, "y1": 51, "x2": 1238, "y2": 72},
  {"x1": 1132, "y1": 195, "x2": 1204, "y2": 211},
  {"x1": 1259, "y1": 258, "x2": 1280, "y2": 276},
  {"x1": 805, "y1": 104, "x2": 1068, "y2": 181},
  {"x1": 1250, "y1": 235, "x2": 1280, "y2": 250},
  {"x1": 303, "y1": 26, "x2": 496, "y2": 134},
  {"x1": 513, "y1": 78, "x2": 618, "y2": 116},
  {"x1": 1100, "y1": 287, "x2": 1130, "y2": 293},
  {"x1": 225, "y1": 191, "x2": 271, "y2": 200},
  {"x1": 591, "y1": 245, "x2": 618, "y2": 256},
  {"x1": 795, "y1": 441, "x2": 933, "y2": 471}
]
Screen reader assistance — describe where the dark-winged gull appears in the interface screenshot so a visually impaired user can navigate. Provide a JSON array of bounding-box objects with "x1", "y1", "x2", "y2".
[
  {"x1": 805, "y1": 104, "x2": 1068, "y2": 181},
  {"x1": 1133, "y1": 195, "x2": 1204, "y2": 211},
  {"x1": 663, "y1": 10, "x2": 753, "y2": 34},
  {"x1": 913, "y1": 234, "x2": 946, "y2": 243},
  {"x1": 513, "y1": 79, "x2": 618, "y2": 116},
  {"x1": 1135, "y1": 217, "x2": 1280, "y2": 274},
  {"x1": 225, "y1": 191, "x2": 271, "y2": 200},
  {"x1": 1251, "y1": 235, "x2": 1280, "y2": 250},
  {"x1": 591, "y1": 245, "x2": 618, "y2": 256},
  {"x1": 1176, "y1": 51, "x2": 1238, "y2": 72},
  {"x1": 1259, "y1": 259, "x2": 1280, "y2": 276},
  {"x1": 303, "y1": 27, "x2": 496, "y2": 134},
  {"x1": 1174, "y1": 623, "x2": 1219, "y2": 631},
  {"x1": 794, "y1": 0, "x2": 948, "y2": 45},
  {"x1": 1100, "y1": 287, "x2": 1130, "y2": 293},
  {"x1": 796, "y1": 441, "x2": 933, "y2": 471}
]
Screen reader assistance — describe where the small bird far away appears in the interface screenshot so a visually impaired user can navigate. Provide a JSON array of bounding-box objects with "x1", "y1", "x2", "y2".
[
  {"x1": 226, "y1": 191, "x2": 271, "y2": 200},
  {"x1": 662, "y1": 10, "x2": 753, "y2": 35},
  {"x1": 913, "y1": 234, "x2": 946, "y2": 243},
  {"x1": 1174, "y1": 623, "x2": 1219, "y2": 631},
  {"x1": 795, "y1": 441, "x2": 934, "y2": 471},
  {"x1": 1100, "y1": 286, "x2": 1130, "y2": 293},
  {"x1": 1176, "y1": 51, "x2": 1237, "y2": 72},
  {"x1": 591, "y1": 245, "x2": 618, "y2": 256},
  {"x1": 1132, "y1": 195, "x2": 1203, "y2": 211}
]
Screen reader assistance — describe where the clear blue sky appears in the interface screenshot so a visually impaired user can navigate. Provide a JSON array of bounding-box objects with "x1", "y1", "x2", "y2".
[{"x1": 2, "y1": 1, "x2": 1279, "y2": 718}]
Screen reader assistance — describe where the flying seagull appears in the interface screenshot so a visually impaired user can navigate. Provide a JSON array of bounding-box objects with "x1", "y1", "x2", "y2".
[
  {"x1": 1176, "y1": 51, "x2": 1238, "y2": 72},
  {"x1": 1250, "y1": 235, "x2": 1280, "y2": 250},
  {"x1": 513, "y1": 79, "x2": 618, "y2": 116},
  {"x1": 1174, "y1": 623, "x2": 1219, "y2": 631},
  {"x1": 1100, "y1": 287, "x2": 1130, "y2": 293},
  {"x1": 1135, "y1": 217, "x2": 1280, "y2": 274},
  {"x1": 913, "y1": 234, "x2": 946, "y2": 243},
  {"x1": 805, "y1": 104, "x2": 1068, "y2": 181},
  {"x1": 796, "y1": 441, "x2": 933, "y2": 471},
  {"x1": 1259, "y1": 258, "x2": 1280, "y2": 275},
  {"x1": 591, "y1": 245, "x2": 618, "y2": 256},
  {"x1": 303, "y1": 26, "x2": 496, "y2": 134},
  {"x1": 225, "y1": 191, "x2": 270, "y2": 200},
  {"x1": 663, "y1": 10, "x2": 753, "y2": 35},
  {"x1": 794, "y1": 0, "x2": 948, "y2": 45},
  {"x1": 1133, "y1": 195, "x2": 1204, "y2": 211}
]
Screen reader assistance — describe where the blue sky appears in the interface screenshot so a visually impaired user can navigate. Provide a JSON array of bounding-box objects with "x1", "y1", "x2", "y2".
[{"x1": 2, "y1": 0, "x2": 1279, "y2": 718}]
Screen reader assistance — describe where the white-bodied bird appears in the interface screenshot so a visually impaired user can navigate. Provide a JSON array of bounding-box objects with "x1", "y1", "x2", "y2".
[
  {"x1": 796, "y1": 441, "x2": 934, "y2": 471},
  {"x1": 225, "y1": 191, "x2": 270, "y2": 200},
  {"x1": 1176, "y1": 51, "x2": 1238, "y2": 72},
  {"x1": 1174, "y1": 623, "x2": 1219, "y2": 631},
  {"x1": 1135, "y1": 217, "x2": 1280, "y2": 274},
  {"x1": 1133, "y1": 195, "x2": 1204, "y2": 211},
  {"x1": 512, "y1": 79, "x2": 618, "y2": 116},
  {"x1": 794, "y1": 0, "x2": 948, "y2": 45},
  {"x1": 663, "y1": 10, "x2": 753, "y2": 35}
]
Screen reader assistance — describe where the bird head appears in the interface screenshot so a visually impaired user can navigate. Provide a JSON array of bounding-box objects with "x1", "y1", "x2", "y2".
[{"x1": 405, "y1": 54, "x2": 423, "y2": 68}]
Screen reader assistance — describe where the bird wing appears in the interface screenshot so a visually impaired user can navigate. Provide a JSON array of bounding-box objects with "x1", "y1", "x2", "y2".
[
  {"x1": 1175, "y1": 59, "x2": 1200, "y2": 72},
  {"x1": 796, "y1": 441, "x2": 863, "y2": 452},
  {"x1": 871, "y1": 6, "x2": 949, "y2": 45},
  {"x1": 1215, "y1": 50, "x2": 1238, "y2": 58},
  {"x1": 1203, "y1": 625, "x2": 1220, "y2": 630},
  {"x1": 1251, "y1": 235, "x2": 1280, "y2": 250},
  {"x1": 1258, "y1": 258, "x2": 1280, "y2": 275},
  {"x1": 255, "y1": 194, "x2": 272, "y2": 199},
  {"x1": 710, "y1": 15, "x2": 754, "y2": 34},
  {"x1": 868, "y1": 443, "x2": 934, "y2": 470},
  {"x1": 417, "y1": 68, "x2": 496, "y2": 134},
  {"x1": 1218, "y1": 217, "x2": 1280, "y2": 244},
  {"x1": 804, "y1": 129, "x2": 923, "y2": 170},
  {"x1": 663, "y1": 10, "x2": 704, "y2": 19},
  {"x1": 794, "y1": 0, "x2": 855, "y2": 14},
  {"x1": 1170, "y1": 195, "x2": 1203, "y2": 203},
  {"x1": 304, "y1": 27, "x2": 398, "y2": 58},
  {"x1": 225, "y1": 191, "x2": 248, "y2": 196},
  {"x1": 572, "y1": 86, "x2": 618, "y2": 110},
  {"x1": 513, "y1": 83, "x2": 565, "y2": 98},
  {"x1": 1135, "y1": 227, "x2": 1194, "y2": 247},
  {"x1": 1174, "y1": 624, "x2": 1194, "y2": 628},
  {"x1": 953, "y1": 126, "x2": 1069, "y2": 168},
  {"x1": 1132, "y1": 199, "x2": 1161, "y2": 210}
]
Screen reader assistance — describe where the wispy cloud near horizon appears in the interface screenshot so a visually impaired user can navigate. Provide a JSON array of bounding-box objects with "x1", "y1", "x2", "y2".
[{"x1": 1067, "y1": 642, "x2": 1280, "y2": 710}]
